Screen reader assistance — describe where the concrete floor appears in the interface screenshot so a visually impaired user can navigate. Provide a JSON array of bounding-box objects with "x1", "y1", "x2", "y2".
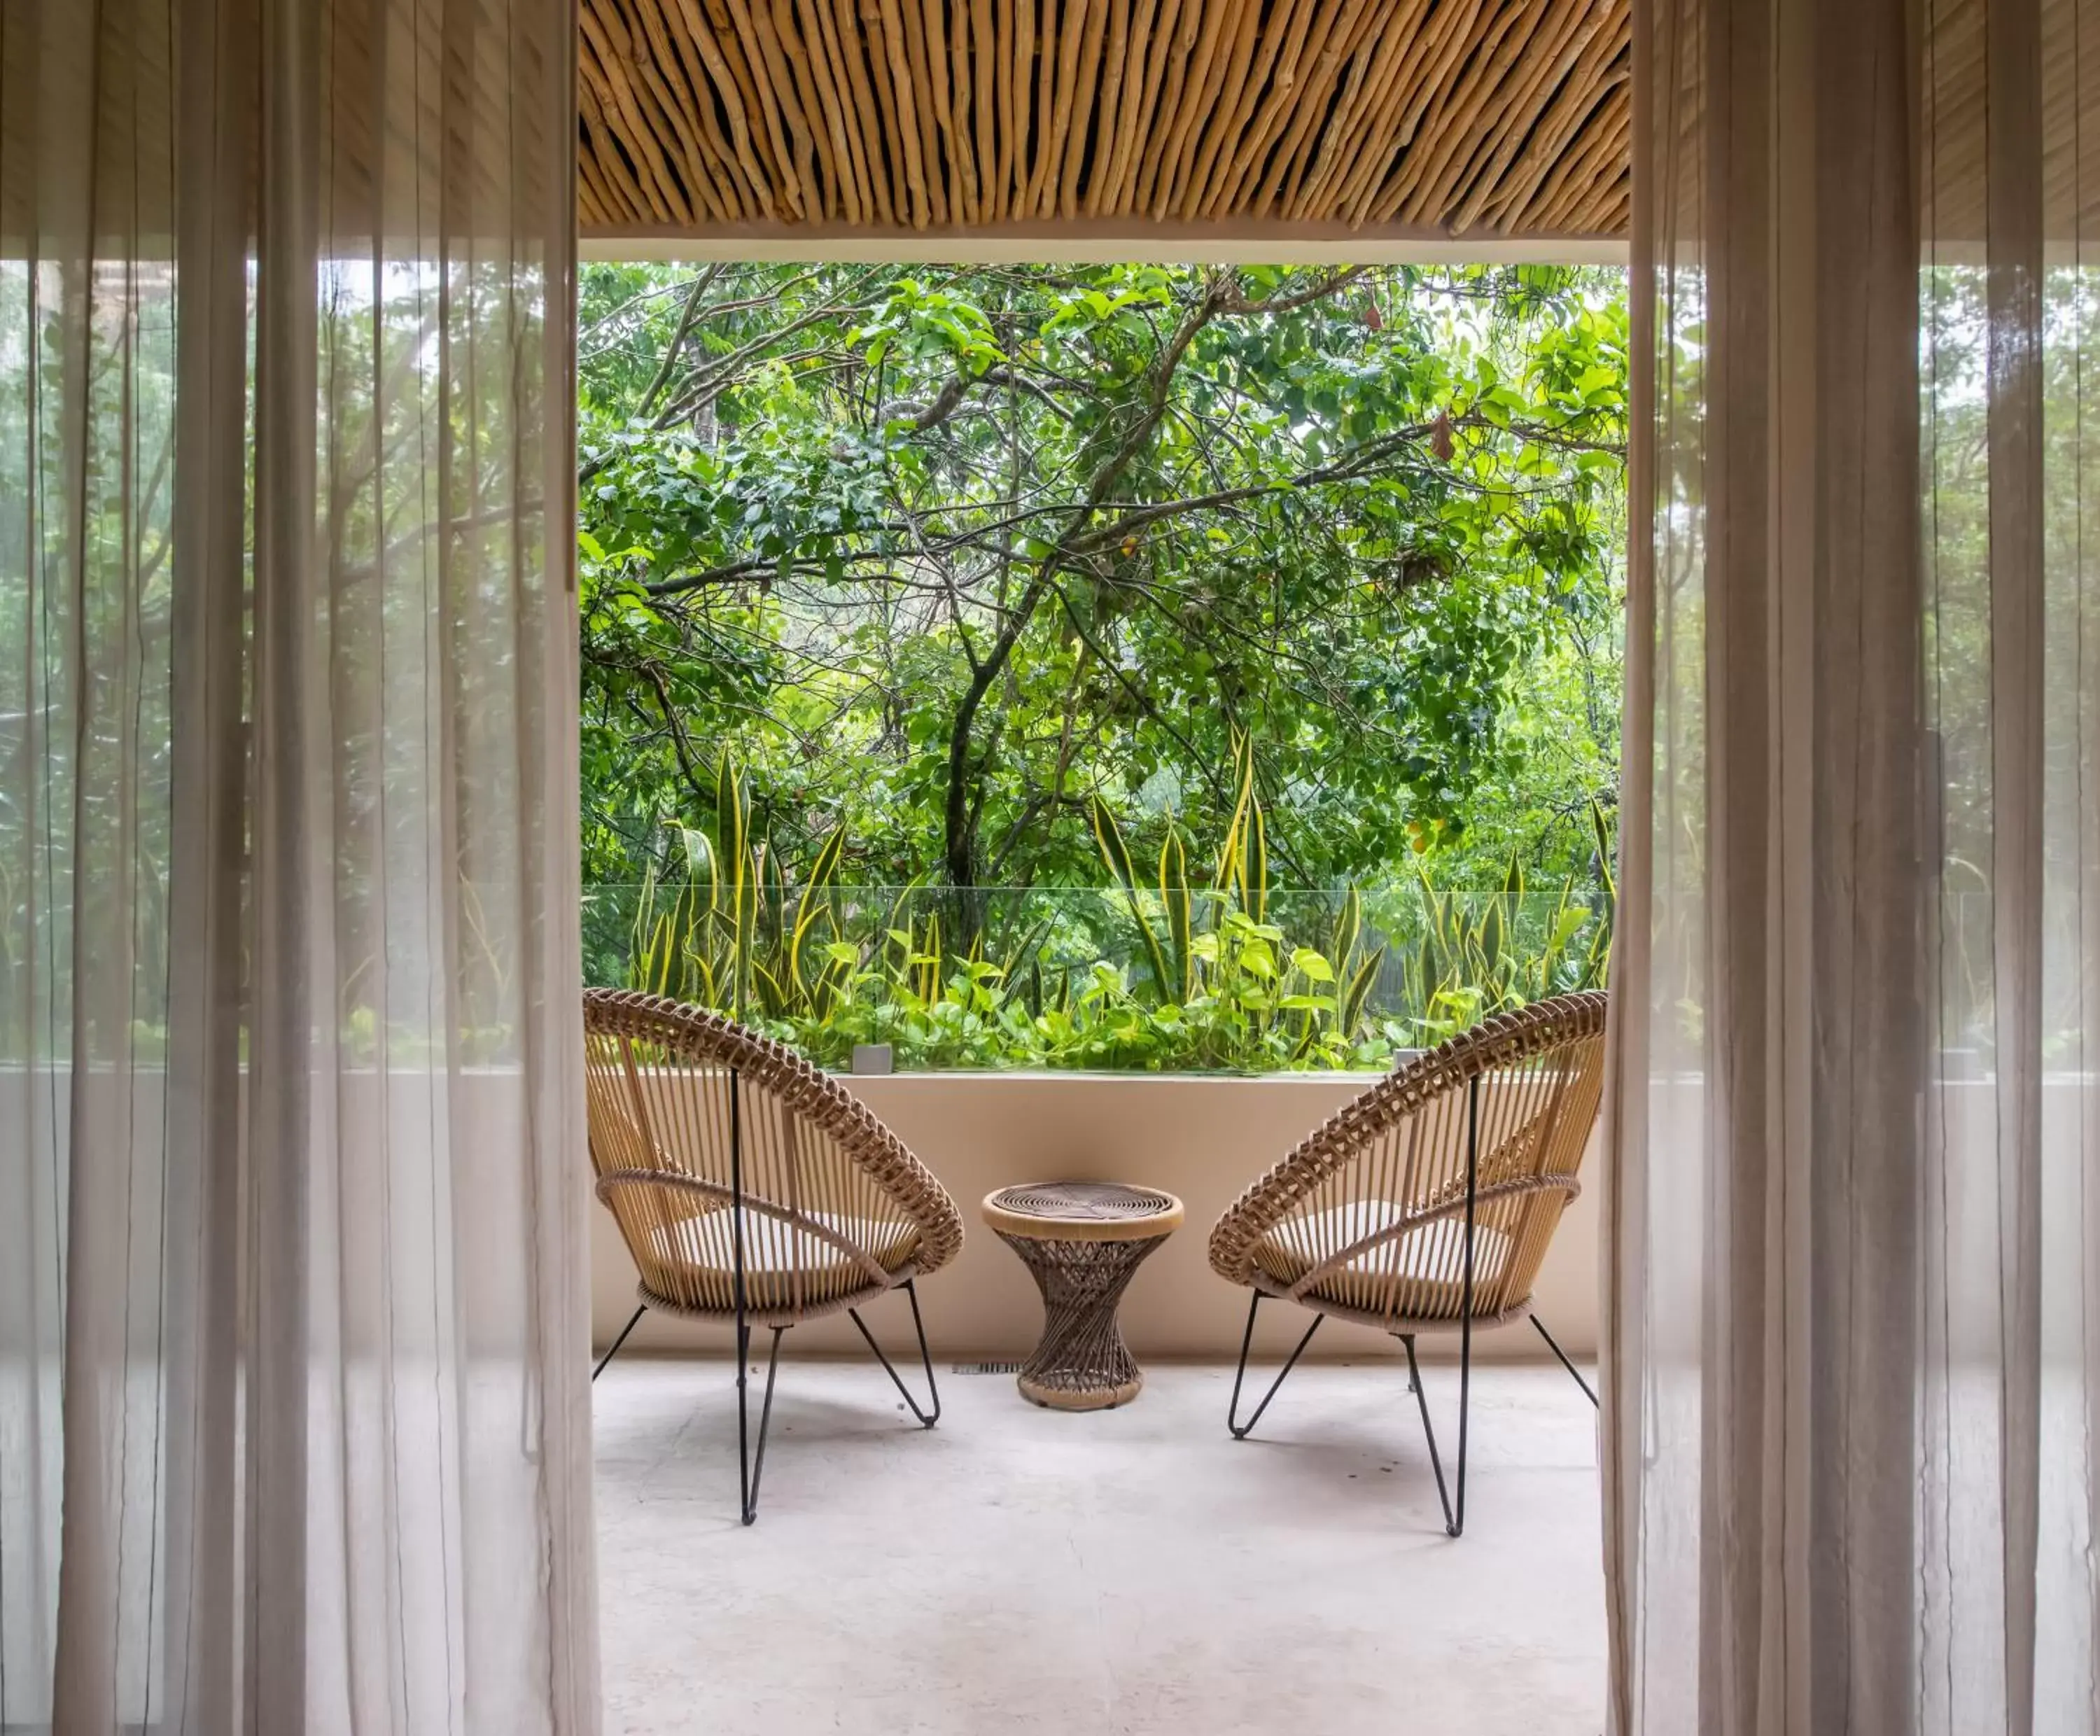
[{"x1": 594, "y1": 1354, "x2": 1606, "y2": 1736}]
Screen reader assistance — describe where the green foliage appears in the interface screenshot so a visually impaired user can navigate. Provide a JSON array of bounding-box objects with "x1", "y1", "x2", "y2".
[
  {"x1": 578, "y1": 261, "x2": 1625, "y2": 909},
  {"x1": 1081, "y1": 734, "x2": 1384, "y2": 1068},
  {"x1": 1394, "y1": 799, "x2": 1614, "y2": 1042},
  {"x1": 578, "y1": 260, "x2": 1627, "y2": 1070},
  {"x1": 612, "y1": 751, "x2": 1613, "y2": 1073}
]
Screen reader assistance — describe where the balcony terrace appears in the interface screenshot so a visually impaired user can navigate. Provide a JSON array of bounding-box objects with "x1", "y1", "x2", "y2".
[{"x1": 595, "y1": 1357, "x2": 1605, "y2": 1736}]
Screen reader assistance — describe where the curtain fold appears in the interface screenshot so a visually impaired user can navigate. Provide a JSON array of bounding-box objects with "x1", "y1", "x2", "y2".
[
  {"x1": 1613, "y1": 0, "x2": 2100, "y2": 1728},
  {"x1": 0, "y1": 1, "x2": 599, "y2": 1730}
]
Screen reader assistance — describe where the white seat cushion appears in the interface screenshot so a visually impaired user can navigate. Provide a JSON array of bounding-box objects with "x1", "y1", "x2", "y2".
[
  {"x1": 1261, "y1": 1200, "x2": 1512, "y2": 1301},
  {"x1": 645, "y1": 1205, "x2": 916, "y2": 1281}
]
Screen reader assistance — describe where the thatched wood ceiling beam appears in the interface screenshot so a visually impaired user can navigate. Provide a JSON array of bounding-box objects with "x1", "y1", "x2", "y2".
[{"x1": 579, "y1": 0, "x2": 1634, "y2": 241}]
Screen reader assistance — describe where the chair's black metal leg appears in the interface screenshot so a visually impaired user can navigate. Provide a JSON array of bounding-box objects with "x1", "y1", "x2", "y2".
[
  {"x1": 1530, "y1": 1314, "x2": 1599, "y2": 1408},
  {"x1": 1446, "y1": 1075, "x2": 1479, "y2": 1539},
  {"x1": 738, "y1": 1323, "x2": 785, "y2": 1526},
  {"x1": 593, "y1": 1303, "x2": 645, "y2": 1382},
  {"x1": 1227, "y1": 1292, "x2": 1324, "y2": 1440},
  {"x1": 1451, "y1": 1312, "x2": 1472, "y2": 1537},
  {"x1": 1399, "y1": 1074, "x2": 1480, "y2": 1538},
  {"x1": 1227, "y1": 1291, "x2": 1262, "y2": 1430},
  {"x1": 1401, "y1": 1334, "x2": 1467, "y2": 1537},
  {"x1": 846, "y1": 1278, "x2": 942, "y2": 1427},
  {"x1": 731, "y1": 1066, "x2": 771, "y2": 1525},
  {"x1": 904, "y1": 1278, "x2": 941, "y2": 1426},
  {"x1": 735, "y1": 1319, "x2": 751, "y2": 1520}
]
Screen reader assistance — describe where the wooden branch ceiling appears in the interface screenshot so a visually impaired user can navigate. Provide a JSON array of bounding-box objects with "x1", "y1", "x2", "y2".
[{"x1": 578, "y1": 0, "x2": 1632, "y2": 241}]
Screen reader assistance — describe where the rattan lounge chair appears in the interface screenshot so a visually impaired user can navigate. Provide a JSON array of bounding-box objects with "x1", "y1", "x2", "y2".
[
  {"x1": 583, "y1": 988, "x2": 965, "y2": 1523},
  {"x1": 1208, "y1": 990, "x2": 1609, "y2": 1536}
]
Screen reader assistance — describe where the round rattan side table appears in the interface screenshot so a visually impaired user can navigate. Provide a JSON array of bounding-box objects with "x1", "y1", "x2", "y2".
[{"x1": 981, "y1": 1181, "x2": 1185, "y2": 1410}]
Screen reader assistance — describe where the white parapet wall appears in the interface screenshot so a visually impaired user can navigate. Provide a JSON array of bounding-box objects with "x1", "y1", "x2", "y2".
[{"x1": 589, "y1": 1070, "x2": 1603, "y2": 1366}]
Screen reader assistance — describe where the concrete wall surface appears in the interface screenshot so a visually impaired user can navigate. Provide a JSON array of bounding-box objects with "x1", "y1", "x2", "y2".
[{"x1": 590, "y1": 1070, "x2": 1603, "y2": 1366}]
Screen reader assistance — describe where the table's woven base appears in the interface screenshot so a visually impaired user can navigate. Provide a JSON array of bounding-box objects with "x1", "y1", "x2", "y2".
[
  {"x1": 998, "y1": 1230, "x2": 1170, "y2": 1411},
  {"x1": 1019, "y1": 1369, "x2": 1142, "y2": 1410}
]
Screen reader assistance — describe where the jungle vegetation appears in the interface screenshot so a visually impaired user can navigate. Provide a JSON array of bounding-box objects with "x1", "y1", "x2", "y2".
[{"x1": 576, "y1": 260, "x2": 1627, "y2": 1068}]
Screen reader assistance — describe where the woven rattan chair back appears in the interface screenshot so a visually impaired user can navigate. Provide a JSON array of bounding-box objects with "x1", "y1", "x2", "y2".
[
  {"x1": 1209, "y1": 991, "x2": 1609, "y2": 1332},
  {"x1": 582, "y1": 989, "x2": 964, "y2": 1326}
]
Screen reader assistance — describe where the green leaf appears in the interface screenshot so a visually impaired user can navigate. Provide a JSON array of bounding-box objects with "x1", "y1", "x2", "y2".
[
  {"x1": 1341, "y1": 946, "x2": 1385, "y2": 1038},
  {"x1": 1591, "y1": 798, "x2": 1617, "y2": 899},
  {"x1": 1159, "y1": 826, "x2": 1193, "y2": 997},
  {"x1": 1331, "y1": 888, "x2": 1362, "y2": 976},
  {"x1": 1292, "y1": 948, "x2": 1336, "y2": 982},
  {"x1": 1091, "y1": 795, "x2": 1174, "y2": 1002}
]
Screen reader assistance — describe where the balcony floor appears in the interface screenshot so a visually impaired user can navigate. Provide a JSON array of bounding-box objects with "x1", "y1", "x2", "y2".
[{"x1": 595, "y1": 1355, "x2": 1606, "y2": 1735}]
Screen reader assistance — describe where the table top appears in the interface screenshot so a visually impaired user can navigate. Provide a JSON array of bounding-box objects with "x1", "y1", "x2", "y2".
[{"x1": 981, "y1": 1180, "x2": 1186, "y2": 1242}]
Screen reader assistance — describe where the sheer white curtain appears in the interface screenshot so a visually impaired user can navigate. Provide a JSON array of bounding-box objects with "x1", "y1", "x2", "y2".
[
  {"x1": 0, "y1": 2, "x2": 600, "y2": 1730},
  {"x1": 1610, "y1": 0, "x2": 2100, "y2": 1728}
]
